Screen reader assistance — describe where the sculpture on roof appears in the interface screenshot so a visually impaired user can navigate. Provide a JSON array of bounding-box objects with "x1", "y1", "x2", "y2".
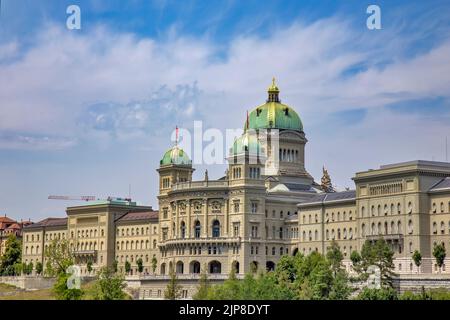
[{"x1": 321, "y1": 166, "x2": 334, "y2": 193}]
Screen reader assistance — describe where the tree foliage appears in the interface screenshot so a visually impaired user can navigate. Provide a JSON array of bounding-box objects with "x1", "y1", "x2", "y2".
[
  {"x1": 357, "y1": 287, "x2": 398, "y2": 300},
  {"x1": 44, "y1": 239, "x2": 74, "y2": 276},
  {"x1": 412, "y1": 250, "x2": 422, "y2": 269},
  {"x1": 164, "y1": 265, "x2": 183, "y2": 300},
  {"x1": 92, "y1": 267, "x2": 128, "y2": 300},
  {"x1": 204, "y1": 249, "x2": 351, "y2": 300},
  {"x1": 354, "y1": 239, "x2": 396, "y2": 287},
  {"x1": 0, "y1": 234, "x2": 22, "y2": 275},
  {"x1": 125, "y1": 260, "x2": 131, "y2": 274},
  {"x1": 433, "y1": 243, "x2": 446, "y2": 270},
  {"x1": 35, "y1": 261, "x2": 43, "y2": 275},
  {"x1": 151, "y1": 255, "x2": 158, "y2": 274},
  {"x1": 136, "y1": 258, "x2": 144, "y2": 274},
  {"x1": 53, "y1": 272, "x2": 84, "y2": 300},
  {"x1": 193, "y1": 264, "x2": 210, "y2": 300}
]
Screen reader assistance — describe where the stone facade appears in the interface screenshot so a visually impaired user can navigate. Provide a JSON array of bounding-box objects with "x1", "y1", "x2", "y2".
[{"x1": 18, "y1": 81, "x2": 450, "y2": 299}]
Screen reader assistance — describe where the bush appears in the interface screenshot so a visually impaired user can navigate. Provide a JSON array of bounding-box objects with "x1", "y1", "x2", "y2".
[{"x1": 357, "y1": 287, "x2": 398, "y2": 300}]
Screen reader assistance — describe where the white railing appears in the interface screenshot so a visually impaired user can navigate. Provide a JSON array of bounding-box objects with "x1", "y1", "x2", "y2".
[
  {"x1": 161, "y1": 237, "x2": 241, "y2": 245},
  {"x1": 172, "y1": 180, "x2": 229, "y2": 191},
  {"x1": 127, "y1": 274, "x2": 244, "y2": 281}
]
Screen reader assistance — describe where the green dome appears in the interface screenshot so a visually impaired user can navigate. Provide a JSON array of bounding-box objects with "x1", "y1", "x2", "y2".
[
  {"x1": 246, "y1": 79, "x2": 303, "y2": 131},
  {"x1": 160, "y1": 146, "x2": 191, "y2": 166},
  {"x1": 230, "y1": 133, "x2": 264, "y2": 156}
]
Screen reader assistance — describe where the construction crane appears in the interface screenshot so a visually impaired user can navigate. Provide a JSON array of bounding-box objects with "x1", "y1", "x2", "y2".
[{"x1": 48, "y1": 195, "x2": 132, "y2": 202}]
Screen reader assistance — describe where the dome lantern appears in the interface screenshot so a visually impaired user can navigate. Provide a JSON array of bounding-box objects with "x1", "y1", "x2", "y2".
[{"x1": 267, "y1": 77, "x2": 280, "y2": 103}]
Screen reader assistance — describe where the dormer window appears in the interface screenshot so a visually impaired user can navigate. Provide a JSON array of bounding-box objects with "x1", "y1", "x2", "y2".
[
  {"x1": 256, "y1": 109, "x2": 262, "y2": 116},
  {"x1": 284, "y1": 108, "x2": 289, "y2": 115}
]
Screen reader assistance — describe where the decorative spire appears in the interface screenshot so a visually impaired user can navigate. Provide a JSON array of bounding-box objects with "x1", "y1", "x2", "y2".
[
  {"x1": 175, "y1": 126, "x2": 179, "y2": 146},
  {"x1": 267, "y1": 77, "x2": 280, "y2": 102},
  {"x1": 321, "y1": 166, "x2": 333, "y2": 193}
]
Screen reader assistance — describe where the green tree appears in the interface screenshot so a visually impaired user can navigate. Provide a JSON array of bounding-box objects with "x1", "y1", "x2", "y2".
[
  {"x1": 44, "y1": 239, "x2": 74, "y2": 276},
  {"x1": 92, "y1": 267, "x2": 128, "y2": 300},
  {"x1": 45, "y1": 239, "x2": 83, "y2": 300},
  {"x1": 0, "y1": 234, "x2": 22, "y2": 275},
  {"x1": 250, "y1": 261, "x2": 258, "y2": 274},
  {"x1": 86, "y1": 260, "x2": 93, "y2": 275},
  {"x1": 136, "y1": 258, "x2": 144, "y2": 274},
  {"x1": 13, "y1": 263, "x2": 23, "y2": 276},
  {"x1": 151, "y1": 255, "x2": 158, "y2": 274},
  {"x1": 433, "y1": 243, "x2": 446, "y2": 273},
  {"x1": 326, "y1": 240, "x2": 344, "y2": 276},
  {"x1": 193, "y1": 265, "x2": 209, "y2": 300},
  {"x1": 412, "y1": 250, "x2": 422, "y2": 273},
  {"x1": 53, "y1": 272, "x2": 84, "y2": 300},
  {"x1": 112, "y1": 260, "x2": 118, "y2": 273},
  {"x1": 27, "y1": 262, "x2": 34, "y2": 275},
  {"x1": 124, "y1": 260, "x2": 131, "y2": 274},
  {"x1": 164, "y1": 265, "x2": 183, "y2": 300},
  {"x1": 35, "y1": 262, "x2": 43, "y2": 275},
  {"x1": 359, "y1": 239, "x2": 396, "y2": 287},
  {"x1": 350, "y1": 250, "x2": 362, "y2": 272},
  {"x1": 357, "y1": 287, "x2": 398, "y2": 300},
  {"x1": 21, "y1": 262, "x2": 27, "y2": 275}
]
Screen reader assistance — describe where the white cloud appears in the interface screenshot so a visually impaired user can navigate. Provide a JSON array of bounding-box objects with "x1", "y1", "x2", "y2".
[{"x1": 1, "y1": 17, "x2": 450, "y2": 220}]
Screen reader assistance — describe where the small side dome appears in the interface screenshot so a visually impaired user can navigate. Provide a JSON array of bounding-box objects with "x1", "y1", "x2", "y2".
[
  {"x1": 160, "y1": 146, "x2": 192, "y2": 166},
  {"x1": 230, "y1": 133, "x2": 265, "y2": 157}
]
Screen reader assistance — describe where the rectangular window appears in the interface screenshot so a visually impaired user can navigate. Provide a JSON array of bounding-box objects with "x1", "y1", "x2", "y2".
[
  {"x1": 233, "y1": 222, "x2": 240, "y2": 237},
  {"x1": 163, "y1": 208, "x2": 168, "y2": 219},
  {"x1": 162, "y1": 228, "x2": 168, "y2": 241},
  {"x1": 234, "y1": 202, "x2": 240, "y2": 213},
  {"x1": 251, "y1": 202, "x2": 258, "y2": 214}
]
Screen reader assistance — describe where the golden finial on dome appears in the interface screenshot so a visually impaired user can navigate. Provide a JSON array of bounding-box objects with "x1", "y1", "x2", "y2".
[{"x1": 267, "y1": 77, "x2": 280, "y2": 102}]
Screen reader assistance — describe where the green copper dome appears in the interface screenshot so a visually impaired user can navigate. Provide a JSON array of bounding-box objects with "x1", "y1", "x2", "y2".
[
  {"x1": 230, "y1": 133, "x2": 264, "y2": 156},
  {"x1": 160, "y1": 146, "x2": 192, "y2": 166},
  {"x1": 246, "y1": 78, "x2": 303, "y2": 131}
]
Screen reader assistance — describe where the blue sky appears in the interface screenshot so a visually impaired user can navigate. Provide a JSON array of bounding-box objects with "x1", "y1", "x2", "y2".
[{"x1": 1, "y1": 0, "x2": 450, "y2": 221}]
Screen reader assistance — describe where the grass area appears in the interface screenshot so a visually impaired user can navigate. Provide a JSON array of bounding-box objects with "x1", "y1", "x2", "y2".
[
  {"x1": 0, "y1": 281, "x2": 96, "y2": 300},
  {"x1": 0, "y1": 287, "x2": 55, "y2": 300}
]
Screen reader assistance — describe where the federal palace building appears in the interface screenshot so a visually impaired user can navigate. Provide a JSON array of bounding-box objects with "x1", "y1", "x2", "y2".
[{"x1": 22, "y1": 80, "x2": 450, "y2": 297}]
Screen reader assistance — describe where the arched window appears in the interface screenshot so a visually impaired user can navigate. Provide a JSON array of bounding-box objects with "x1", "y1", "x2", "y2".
[
  {"x1": 209, "y1": 261, "x2": 221, "y2": 274},
  {"x1": 160, "y1": 263, "x2": 166, "y2": 275},
  {"x1": 361, "y1": 206, "x2": 365, "y2": 217},
  {"x1": 212, "y1": 220, "x2": 220, "y2": 238},
  {"x1": 408, "y1": 220, "x2": 413, "y2": 234},
  {"x1": 194, "y1": 221, "x2": 201, "y2": 238},
  {"x1": 361, "y1": 224, "x2": 366, "y2": 237},
  {"x1": 190, "y1": 261, "x2": 201, "y2": 274},
  {"x1": 176, "y1": 261, "x2": 184, "y2": 274},
  {"x1": 397, "y1": 221, "x2": 402, "y2": 234},
  {"x1": 180, "y1": 221, "x2": 186, "y2": 239},
  {"x1": 153, "y1": 240, "x2": 156, "y2": 249}
]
